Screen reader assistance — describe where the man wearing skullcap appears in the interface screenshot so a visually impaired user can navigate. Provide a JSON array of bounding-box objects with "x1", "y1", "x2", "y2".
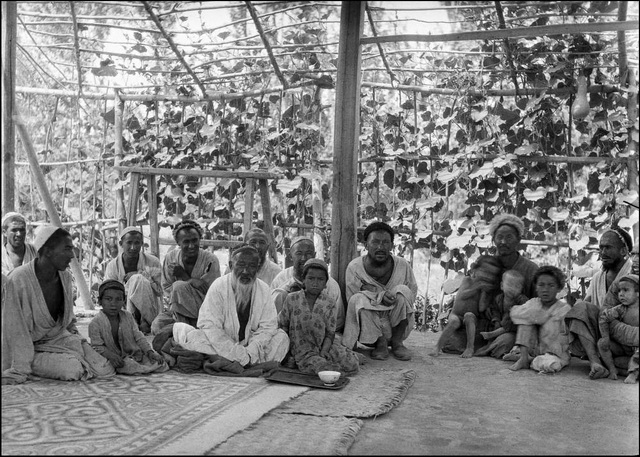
[
  {"x1": 104, "y1": 226, "x2": 162, "y2": 333},
  {"x1": 565, "y1": 226, "x2": 635, "y2": 380},
  {"x1": 343, "y1": 221, "x2": 418, "y2": 361},
  {"x1": 271, "y1": 235, "x2": 345, "y2": 331},
  {"x1": 2, "y1": 225, "x2": 114, "y2": 383},
  {"x1": 222, "y1": 227, "x2": 282, "y2": 286},
  {"x1": 173, "y1": 244, "x2": 289, "y2": 366},
  {"x1": 2, "y1": 212, "x2": 37, "y2": 275},
  {"x1": 151, "y1": 220, "x2": 221, "y2": 335}
]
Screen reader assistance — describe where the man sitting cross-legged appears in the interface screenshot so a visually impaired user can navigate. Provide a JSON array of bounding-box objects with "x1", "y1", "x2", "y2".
[
  {"x1": 173, "y1": 245, "x2": 289, "y2": 366},
  {"x1": 342, "y1": 221, "x2": 418, "y2": 361}
]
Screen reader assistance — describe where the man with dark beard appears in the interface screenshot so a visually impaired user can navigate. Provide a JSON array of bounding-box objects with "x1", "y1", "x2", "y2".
[
  {"x1": 342, "y1": 222, "x2": 418, "y2": 361},
  {"x1": 565, "y1": 226, "x2": 634, "y2": 379},
  {"x1": 172, "y1": 245, "x2": 289, "y2": 366}
]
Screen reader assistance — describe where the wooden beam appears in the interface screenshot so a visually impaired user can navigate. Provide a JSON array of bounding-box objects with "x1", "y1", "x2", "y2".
[
  {"x1": 141, "y1": 1, "x2": 208, "y2": 97},
  {"x1": 113, "y1": 165, "x2": 283, "y2": 180},
  {"x1": 330, "y1": 1, "x2": 364, "y2": 309},
  {"x1": 127, "y1": 172, "x2": 141, "y2": 227},
  {"x1": 243, "y1": 177, "x2": 255, "y2": 235},
  {"x1": 360, "y1": 20, "x2": 639, "y2": 45},
  {"x1": 15, "y1": 117, "x2": 94, "y2": 310},
  {"x1": 258, "y1": 178, "x2": 278, "y2": 263},
  {"x1": 365, "y1": 3, "x2": 396, "y2": 85},
  {"x1": 68, "y1": 1, "x2": 83, "y2": 95},
  {"x1": 2, "y1": 1, "x2": 17, "y2": 213},
  {"x1": 245, "y1": 1, "x2": 288, "y2": 89},
  {"x1": 147, "y1": 173, "x2": 159, "y2": 258},
  {"x1": 114, "y1": 89, "x2": 127, "y2": 232}
]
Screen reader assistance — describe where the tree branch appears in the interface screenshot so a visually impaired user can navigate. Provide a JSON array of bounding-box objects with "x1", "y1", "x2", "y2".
[
  {"x1": 244, "y1": 0, "x2": 288, "y2": 89},
  {"x1": 365, "y1": 3, "x2": 396, "y2": 86},
  {"x1": 141, "y1": 1, "x2": 208, "y2": 97},
  {"x1": 68, "y1": 1, "x2": 84, "y2": 94}
]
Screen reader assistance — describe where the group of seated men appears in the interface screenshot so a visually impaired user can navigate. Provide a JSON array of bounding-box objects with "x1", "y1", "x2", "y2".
[
  {"x1": 1, "y1": 212, "x2": 417, "y2": 383},
  {"x1": 1, "y1": 210, "x2": 637, "y2": 383}
]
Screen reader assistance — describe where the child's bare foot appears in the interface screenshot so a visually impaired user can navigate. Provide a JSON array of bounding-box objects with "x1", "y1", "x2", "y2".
[
  {"x1": 624, "y1": 372, "x2": 638, "y2": 384},
  {"x1": 429, "y1": 348, "x2": 442, "y2": 357},
  {"x1": 480, "y1": 331, "x2": 490, "y2": 340},
  {"x1": 460, "y1": 348, "x2": 474, "y2": 358},
  {"x1": 509, "y1": 357, "x2": 530, "y2": 371},
  {"x1": 607, "y1": 371, "x2": 618, "y2": 380},
  {"x1": 588, "y1": 362, "x2": 609, "y2": 379}
]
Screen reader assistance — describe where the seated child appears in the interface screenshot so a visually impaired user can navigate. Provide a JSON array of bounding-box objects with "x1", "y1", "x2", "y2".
[
  {"x1": 431, "y1": 255, "x2": 502, "y2": 358},
  {"x1": 89, "y1": 280, "x2": 168, "y2": 375},
  {"x1": 475, "y1": 269, "x2": 529, "y2": 358},
  {"x1": 278, "y1": 259, "x2": 360, "y2": 375},
  {"x1": 597, "y1": 274, "x2": 639, "y2": 383}
]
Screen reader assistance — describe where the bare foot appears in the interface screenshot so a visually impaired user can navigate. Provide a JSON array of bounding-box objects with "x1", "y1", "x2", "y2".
[
  {"x1": 624, "y1": 372, "x2": 638, "y2": 384},
  {"x1": 429, "y1": 349, "x2": 442, "y2": 357},
  {"x1": 509, "y1": 357, "x2": 530, "y2": 371},
  {"x1": 461, "y1": 348, "x2": 473, "y2": 358},
  {"x1": 588, "y1": 363, "x2": 609, "y2": 380},
  {"x1": 607, "y1": 371, "x2": 618, "y2": 380},
  {"x1": 480, "y1": 331, "x2": 490, "y2": 340}
]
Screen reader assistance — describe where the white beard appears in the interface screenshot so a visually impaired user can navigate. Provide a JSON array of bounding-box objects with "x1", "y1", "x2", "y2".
[{"x1": 231, "y1": 273, "x2": 254, "y2": 310}]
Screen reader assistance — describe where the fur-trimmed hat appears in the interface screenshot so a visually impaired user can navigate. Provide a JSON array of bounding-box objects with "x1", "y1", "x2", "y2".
[{"x1": 489, "y1": 214, "x2": 525, "y2": 239}]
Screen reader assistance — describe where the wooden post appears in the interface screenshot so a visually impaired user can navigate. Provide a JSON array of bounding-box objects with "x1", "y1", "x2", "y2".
[
  {"x1": 1, "y1": 1, "x2": 17, "y2": 212},
  {"x1": 330, "y1": 1, "x2": 364, "y2": 308},
  {"x1": 15, "y1": 118, "x2": 94, "y2": 310},
  {"x1": 114, "y1": 89, "x2": 127, "y2": 232},
  {"x1": 243, "y1": 178, "x2": 255, "y2": 235},
  {"x1": 258, "y1": 178, "x2": 278, "y2": 263},
  {"x1": 127, "y1": 172, "x2": 141, "y2": 226},
  {"x1": 148, "y1": 173, "x2": 160, "y2": 258}
]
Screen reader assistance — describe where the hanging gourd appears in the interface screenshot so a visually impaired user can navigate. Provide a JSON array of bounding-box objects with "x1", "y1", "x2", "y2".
[{"x1": 571, "y1": 75, "x2": 589, "y2": 120}]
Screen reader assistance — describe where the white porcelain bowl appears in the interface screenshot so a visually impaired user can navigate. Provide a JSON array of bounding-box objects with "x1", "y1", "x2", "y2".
[{"x1": 318, "y1": 370, "x2": 341, "y2": 385}]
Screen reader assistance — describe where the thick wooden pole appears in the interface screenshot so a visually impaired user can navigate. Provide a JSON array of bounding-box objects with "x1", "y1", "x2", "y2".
[
  {"x1": 1, "y1": 1, "x2": 17, "y2": 213},
  {"x1": 148, "y1": 173, "x2": 160, "y2": 258},
  {"x1": 330, "y1": 1, "x2": 364, "y2": 308},
  {"x1": 258, "y1": 179, "x2": 278, "y2": 263},
  {"x1": 114, "y1": 89, "x2": 127, "y2": 232},
  {"x1": 15, "y1": 118, "x2": 94, "y2": 310}
]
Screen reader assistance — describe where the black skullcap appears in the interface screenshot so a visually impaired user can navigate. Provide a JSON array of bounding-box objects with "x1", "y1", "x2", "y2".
[
  {"x1": 605, "y1": 227, "x2": 633, "y2": 252},
  {"x1": 99, "y1": 279, "x2": 125, "y2": 299}
]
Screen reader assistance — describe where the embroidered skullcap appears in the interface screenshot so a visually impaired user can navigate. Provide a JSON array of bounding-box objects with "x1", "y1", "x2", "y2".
[
  {"x1": 172, "y1": 219, "x2": 203, "y2": 242},
  {"x1": 33, "y1": 225, "x2": 62, "y2": 252},
  {"x1": 291, "y1": 235, "x2": 314, "y2": 249},
  {"x1": 302, "y1": 258, "x2": 328, "y2": 277},
  {"x1": 2, "y1": 212, "x2": 25, "y2": 228},
  {"x1": 231, "y1": 243, "x2": 260, "y2": 258},
  {"x1": 119, "y1": 226, "x2": 143, "y2": 241},
  {"x1": 603, "y1": 227, "x2": 633, "y2": 252},
  {"x1": 619, "y1": 274, "x2": 639, "y2": 286},
  {"x1": 363, "y1": 221, "x2": 395, "y2": 242},
  {"x1": 489, "y1": 214, "x2": 525, "y2": 239},
  {"x1": 98, "y1": 279, "x2": 126, "y2": 299}
]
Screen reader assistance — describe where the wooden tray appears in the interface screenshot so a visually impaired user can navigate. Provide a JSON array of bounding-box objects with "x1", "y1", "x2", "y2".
[{"x1": 265, "y1": 369, "x2": 350, "y2": 390}]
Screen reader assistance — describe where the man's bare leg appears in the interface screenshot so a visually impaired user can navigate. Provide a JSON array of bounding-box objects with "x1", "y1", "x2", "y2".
[
  {"x1": 430, "y1": 314, "x2": 461, "y2": 357},
  {"x1": 578, "y1": 334, "x2": 609, "y2": 379},
  {"x1": 460, "y1": 312, "x2": 476, "y2": 358},
  {"x1": 509, "y1": 345, "x2": 530, "y2": 371},
  {"x1": 597, "y1": 338, "x2": 618, "y2": 380}
]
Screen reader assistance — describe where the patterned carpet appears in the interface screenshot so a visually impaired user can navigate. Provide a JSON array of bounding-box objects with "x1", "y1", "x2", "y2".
[{"x1": 2, "y1": 371, "x2": 304, "y2": 455}]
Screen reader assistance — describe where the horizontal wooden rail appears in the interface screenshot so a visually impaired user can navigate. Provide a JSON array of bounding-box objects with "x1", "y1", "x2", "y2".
[
  {"x1": 114, "y1": 166, "x2": 283, "y2": 180},
  {"x1": 159, "y1": 237, "x2": 244, "y2": 249},
  {"x1": 361, "y1": 20, "x2": 639, "y2": 45}
]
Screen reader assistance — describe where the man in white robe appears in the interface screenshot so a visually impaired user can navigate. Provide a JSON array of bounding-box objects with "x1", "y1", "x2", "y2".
[
  {"x1": 2, "y1": 212, "x2": 37, "y2": 276},
  {"x1": 173, "y1": 245, "x2": 289, "y2": 366}
]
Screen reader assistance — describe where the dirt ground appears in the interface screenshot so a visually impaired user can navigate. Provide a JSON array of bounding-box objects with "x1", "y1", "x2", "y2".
[
  {"x1": 75, "y1": 317, "x2": 638, "y2": 455},
  {"x1": 349, "y1": 330, "x2": 639, "y2": 455}
]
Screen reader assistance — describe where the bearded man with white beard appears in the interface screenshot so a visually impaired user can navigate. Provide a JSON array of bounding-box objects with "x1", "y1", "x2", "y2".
[{"x1": 172, "y1": 245, "x2": 289, "y2": 366}]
